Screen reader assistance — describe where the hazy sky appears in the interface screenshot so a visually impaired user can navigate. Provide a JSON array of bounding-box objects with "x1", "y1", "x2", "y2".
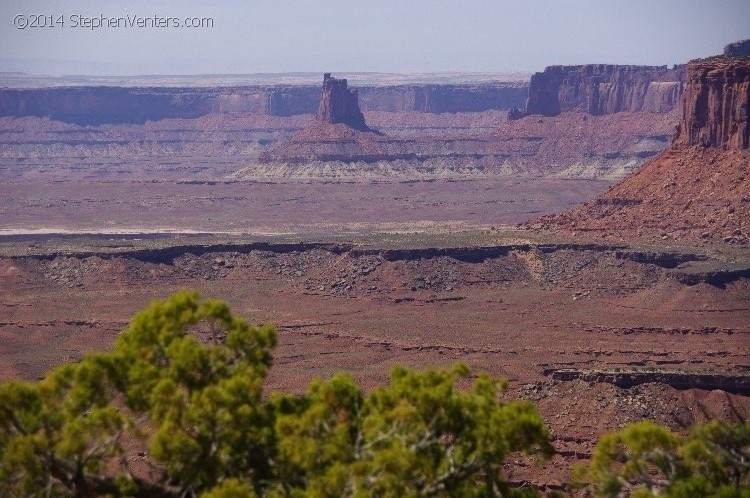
[{"x1": 2, "y1": 0, "x2": 749, "y2": 75}]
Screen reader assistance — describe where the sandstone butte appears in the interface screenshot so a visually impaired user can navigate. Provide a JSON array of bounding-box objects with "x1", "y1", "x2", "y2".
[
  {"x1": 259, "y1": 73, "x2": 388, "y2": 163},
  {"x1": 527, "y1": 54, "x2": 750, "y2": 245},
  {"x1": 509, "y1": 64, "x2": 685, "y2": 119},
  {"x1": 261, "y1": 68, "x2": 679, "y2": 171},
  {"x1": 315, "y1": 73, "x2": 371, "y2": 132}
]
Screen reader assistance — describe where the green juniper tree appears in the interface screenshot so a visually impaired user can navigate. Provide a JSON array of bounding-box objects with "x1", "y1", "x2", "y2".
[
  {"x1": 0, "y1": 291, "x2": 553, "y2": 497},
  {"x1": 580, "y1": 420, "x2": 750, "y2": 497},
  {"x1": 273, "y1": 365, "x2": 553, "y2": 497},
  {"x1": 0, "y1": 291, "x2": 277, "y2": 497}
]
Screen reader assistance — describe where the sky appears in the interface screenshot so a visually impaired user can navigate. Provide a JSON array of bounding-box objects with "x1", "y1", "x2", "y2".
[{"x1": 1, "y1": 0, "x2": 749, "y2": 76}]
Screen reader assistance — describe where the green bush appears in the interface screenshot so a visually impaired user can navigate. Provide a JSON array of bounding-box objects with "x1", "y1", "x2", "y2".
[
  {"x1": 3, "y1": 291, "x2": 745, "y2": 497},
  {"x1": 581, "y1": 420, "x2": 750, "y2": 497},
  {"x1": 0, "y1": 291, "x2": 552, "y2": 497}
]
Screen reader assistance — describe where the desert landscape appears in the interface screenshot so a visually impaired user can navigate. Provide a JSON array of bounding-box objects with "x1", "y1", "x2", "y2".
[{"x1": 0, "y1": 8, "x2": 748, "y2": 494}]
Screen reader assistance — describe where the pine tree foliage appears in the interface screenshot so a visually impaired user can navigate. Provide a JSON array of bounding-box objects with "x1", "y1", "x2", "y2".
[{"x1": 0, "y1": 291, "x2": 552, "y2": 497}]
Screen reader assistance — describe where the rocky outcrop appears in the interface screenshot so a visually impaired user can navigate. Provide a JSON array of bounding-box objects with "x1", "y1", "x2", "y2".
[
  {"x1": 527, "y1": 56, "x2": 750, "y2": 243},
  {"x1": 524, "y1": 64, "x2": 685, "y2": 117},
  {"x1": 263, "y1": 68, "x2": 678, "y2": 170},
  {"x1": 316, "y1": 74, "x2": 370, "y2": 131},
  {"x1": 724, "y1": 39, "x2": 750, "y2": 57},
  {"x1": 0, "y1": 82, "x2": 528, "y2": 125},
  {"x1": 506, "y1": 106, "x2": 524, "y2": 121},
  {"x1": 546, "y1": 369, "x2": 750, "y2": 395},
  {"x1": 675, "y1": 57, "x2": 750, "y2": 149},
  {"x1": 259, "y1": 74, "x2": 378, "y2": 163}
]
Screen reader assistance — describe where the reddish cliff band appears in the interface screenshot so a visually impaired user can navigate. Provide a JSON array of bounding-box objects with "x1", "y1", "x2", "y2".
[{"x1": 527, "y1": 54, "x2": 750, "y2": 244}]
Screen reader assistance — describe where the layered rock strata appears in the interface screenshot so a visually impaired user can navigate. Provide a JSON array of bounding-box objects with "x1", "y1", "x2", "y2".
[
  {"x1": 358, "y1": 84, "x2": 528, "y2": 113},
  {"x1": 524, "y1": 64, "x2": 685, "y2": 117},
  {"x1": 0, "y1": 82, "x2": 528, "y2": 125},
  {"x1": 259, "y1": 109, "x2": 675, "y2": 177},
  {"x1": 676, "y1": 57, "x2": 750, "y2": 149},
  {"x1": 528, "y1": 56, "x2": 750, "y2": 243}
]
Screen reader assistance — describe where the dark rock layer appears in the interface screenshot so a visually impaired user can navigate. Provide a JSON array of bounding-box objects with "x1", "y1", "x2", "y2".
[
  {"x1": 0, "y1": 86, "x2": 320, "y2": 124},
  {"x1": 359, "y1": 84, "x2": 528, "y2": 113},
  {"x1": 547, "y1": 369, "x2": 750, "y2": 396}
]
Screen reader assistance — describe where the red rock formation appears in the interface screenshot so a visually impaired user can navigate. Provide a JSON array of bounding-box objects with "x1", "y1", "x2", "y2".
[
  {"x1": 524, "y1": 64, "x2": 685, "y2": 117},
  {"x1": 260, "y1": 110, "x2": 675, "y2": 172},
  {"x1": 527, "y1": 147, "x2": 749, "y2": 242},
  {"x1": 316, "y1": 73, "x2": 370, "y2": 131},
  {"x1": 259, "y1": 74, "x2": 380, "y2": 163},
  {"x1": 675, "y1": 57, "x2": 750, "y2": 149},
  {"x1": 528, "y1": 56, "x2": 750, "y2": 244}
]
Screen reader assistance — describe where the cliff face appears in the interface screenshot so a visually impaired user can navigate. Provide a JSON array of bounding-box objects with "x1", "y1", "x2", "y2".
[
  {"x1": 676, "y1": 57, "x2": 750, "y2": 149},
  {"x1": 528, "y1": 56, "x2": 750, "y2": 243},
  {"x1": 0, "y1": 82, "x2": 528, "y2": 125},
  {"x1": 525, "y1": 64, "x2": 685, "y2": 117},
  {"x1": 316, "y1": 73, "x2": 369, "y2": 131},
  {"x1": 262, "y1": 88, "x2": 320, "y2": 116},
  {"x1": 0, "y1": 87, "x2": 208, "y2": 125},
  {"x1": 359, "y1": 84, "x2": 527, "y2": 113},
  {"x1": 0, "y1": 86, "x2": 319, "y2": 124}
]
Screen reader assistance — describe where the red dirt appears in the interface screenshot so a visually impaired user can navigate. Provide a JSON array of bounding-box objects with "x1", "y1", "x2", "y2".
[
  {"x1": 527, "y1": 143, "x2": 750, "y2": 244},
  {"x1": 528, "y1": 56, "x2": 750, "y2": 246},
  {"x1": 1, "y1": 236, "x2": 748, "y2": 487}
]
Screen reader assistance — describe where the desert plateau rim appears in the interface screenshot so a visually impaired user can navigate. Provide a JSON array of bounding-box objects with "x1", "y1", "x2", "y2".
[{"x1": 1, "y1": 2, "x2": 749, "y2": 495}]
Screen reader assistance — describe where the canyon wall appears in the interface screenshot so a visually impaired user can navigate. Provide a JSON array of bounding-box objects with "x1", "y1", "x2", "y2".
[
  {"x1": 0, "y1": 82, "x2": 528, "y2": 125},
  {"x1": 676, "y1": 56, "x2": 750, "y2": 149},
  {"x1": 262, "y1": 87, "x2": 320, "y2": 116},
  {"x1": 528, "y1": 55, "x2": 750, "y2": 243},
  {"x1": 358, "y1": 84, "x2": 527, "y2": 113},
  {"x1": 524, "y1": 64, "x2": 685, "y2": 117},
  {"x1": 0, "y1": 86, "x2": 317, "y2": 124}
]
